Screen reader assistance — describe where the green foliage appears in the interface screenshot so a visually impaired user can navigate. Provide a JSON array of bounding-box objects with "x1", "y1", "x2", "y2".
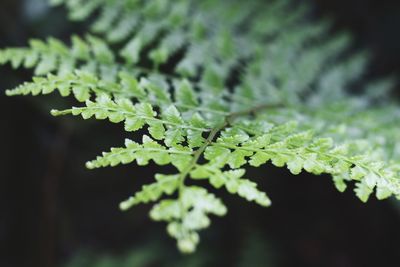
[{"x1": 2, "y1": 0, "x2": 400, "y2": 253}]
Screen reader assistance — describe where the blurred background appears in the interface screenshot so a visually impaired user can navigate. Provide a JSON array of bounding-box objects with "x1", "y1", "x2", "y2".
[{"x1": 0, "y1": 0, "x2": 399, "y2": 266}]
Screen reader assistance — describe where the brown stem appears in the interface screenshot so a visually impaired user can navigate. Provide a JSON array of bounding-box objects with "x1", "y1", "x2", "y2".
[{"x1": 177, "y1": 102, "x2": 281, "y2": 217}]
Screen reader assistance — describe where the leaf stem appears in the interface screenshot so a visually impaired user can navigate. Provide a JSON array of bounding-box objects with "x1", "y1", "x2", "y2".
[
  {"x1": 176, "y1": 102, "x2": 281, "y2": 219},
  {"x1": 177, "y1": 122, "x2": 226, "y2": 218}
]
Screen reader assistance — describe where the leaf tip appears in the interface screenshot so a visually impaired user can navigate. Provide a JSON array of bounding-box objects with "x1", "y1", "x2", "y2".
[
  {"x1": 50, "y1": 109, "x2": 60, "y2": 116},
  {"x1": 119, "y1": 198, "x2": 134, "y2": 211},
  {"x1": 85, "y1": 161, "x2": 95, "y2": 169}
]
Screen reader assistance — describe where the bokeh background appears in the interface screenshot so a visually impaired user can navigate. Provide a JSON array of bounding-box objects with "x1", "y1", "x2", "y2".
[{"x1": 1, "y1": 0, "x2": 400, "y2": 266}]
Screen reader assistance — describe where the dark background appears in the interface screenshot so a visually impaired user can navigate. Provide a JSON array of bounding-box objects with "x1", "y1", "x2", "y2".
[{"x1": 1, "y1": 0, "x2": 400, "y2": 266}]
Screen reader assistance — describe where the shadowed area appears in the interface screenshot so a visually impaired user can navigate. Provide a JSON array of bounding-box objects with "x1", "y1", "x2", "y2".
[{"x1": 1, "y1": 0, "x2": 399, "y2": 266}]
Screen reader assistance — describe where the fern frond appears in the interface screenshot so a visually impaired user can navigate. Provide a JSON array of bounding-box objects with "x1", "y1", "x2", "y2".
[
  {"x1": 85, "y1": 137, "x2": 193, "y2": 169},
  {"x1": 50, "y1": 94, "x2": 210, "y2": 148},
  {"x1": 3, "y1": 0, "x2": 400, "y2": 253},
  {"x1": 0, "y1": 35, "x2": 123, "y2": 80},
  {"x1": 120, "y1": 173, "x2": 181, "y2": 209}
]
